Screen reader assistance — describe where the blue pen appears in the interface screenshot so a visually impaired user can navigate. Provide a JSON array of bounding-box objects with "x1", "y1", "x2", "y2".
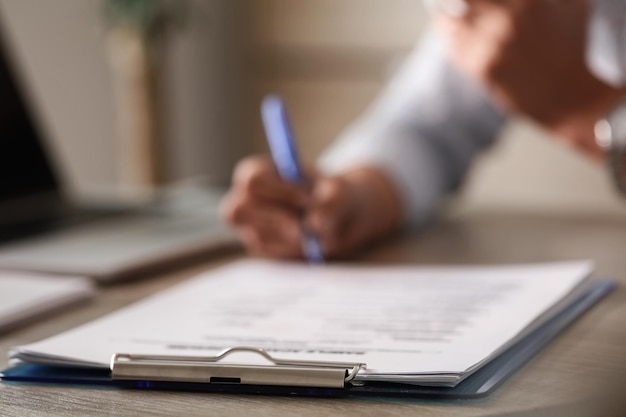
[{"x1": 261, "y1": 94, "x2": 325, "y2": 263}]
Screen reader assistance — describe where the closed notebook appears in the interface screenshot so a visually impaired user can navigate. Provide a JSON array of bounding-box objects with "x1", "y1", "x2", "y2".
[{"x1": 0, "y1": 272, "x2": 94, "y2": 333}]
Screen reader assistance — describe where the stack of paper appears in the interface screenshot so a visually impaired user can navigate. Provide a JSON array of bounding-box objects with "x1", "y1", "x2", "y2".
[{"x1": 8, "y1": 259, "x2": 594, "y2": 387}]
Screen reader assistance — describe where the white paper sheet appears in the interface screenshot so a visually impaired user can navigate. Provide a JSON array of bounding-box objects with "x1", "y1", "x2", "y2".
[{"x1": 11, "y1": 259, "x2": 592, "y2": 386}]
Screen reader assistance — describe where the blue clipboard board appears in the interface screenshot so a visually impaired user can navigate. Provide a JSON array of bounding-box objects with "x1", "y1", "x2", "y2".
[{"x1": 1, "y1": 281, "x2": 616, "y2": 399}]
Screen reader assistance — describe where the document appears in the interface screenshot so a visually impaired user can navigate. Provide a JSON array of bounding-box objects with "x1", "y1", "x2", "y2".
[
  {"x1": 0, "y1": 272, "x2": 94, "y2": 333},
  {"x1": 10, "y1": 259, "x2": 593, "y2": 387}
]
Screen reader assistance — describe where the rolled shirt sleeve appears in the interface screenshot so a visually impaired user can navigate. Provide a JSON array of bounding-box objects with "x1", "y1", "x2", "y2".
[{"x1": 318, "y1": 30, "x2": 507, "y2": 226}]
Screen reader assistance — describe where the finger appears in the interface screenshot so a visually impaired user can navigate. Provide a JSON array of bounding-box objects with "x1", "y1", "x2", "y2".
[
  {"x1": 223, "y1": 189, "x2": 302, "y2": 231},
  {"x1": 258, "y1": 238, "x2": 304, "y2": 259},
  {"x1": 232, "y1": 156, "x2": 310, "y2": 207},
  {"x1": 239, "y1": 226, "x2": 304, "y2": 259},
  {"x1": 237, "y1": 208, "x2": 305, "y2": 258},
  {"x1": 436, "y1": 2, "x2": 516, "y2": 82},
  {"x1": 220, "y1": 189, "x2": 263, "y2": 226}
]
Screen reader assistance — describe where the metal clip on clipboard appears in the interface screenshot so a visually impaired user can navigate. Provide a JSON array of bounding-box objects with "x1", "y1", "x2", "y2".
[{"x1": 111, "y1": 347, "x2": 366, "y2": 389}]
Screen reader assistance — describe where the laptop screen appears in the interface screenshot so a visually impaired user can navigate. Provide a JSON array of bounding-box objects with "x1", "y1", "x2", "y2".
[{"x1": 0, "y1": 22, "x2": 61, "y2": 220}]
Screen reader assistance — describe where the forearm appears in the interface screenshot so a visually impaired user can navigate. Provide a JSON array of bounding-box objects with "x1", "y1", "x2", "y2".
[{"x1": 319, "y1": 29, "x2": 507, "y2": 227}]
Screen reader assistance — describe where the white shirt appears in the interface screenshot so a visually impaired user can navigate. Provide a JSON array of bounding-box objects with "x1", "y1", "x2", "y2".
[{"x1": 319, "y1": 0, "x2": 626, "y2": 226}]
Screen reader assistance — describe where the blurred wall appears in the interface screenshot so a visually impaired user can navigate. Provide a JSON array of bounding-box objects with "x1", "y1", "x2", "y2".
[{"x1": 1, "y1": 0, "x2": 624, "y2": 216}]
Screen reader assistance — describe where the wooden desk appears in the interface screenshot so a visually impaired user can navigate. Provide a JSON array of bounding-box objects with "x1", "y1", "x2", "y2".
[{"x1": 1, "y1": 211, "x2": 625, "y2": 416}]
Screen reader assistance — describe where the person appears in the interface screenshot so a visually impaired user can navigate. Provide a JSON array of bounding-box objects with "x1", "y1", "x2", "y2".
[{"x1": 220, "y1": 0, "x2": 626, "y2": 259}]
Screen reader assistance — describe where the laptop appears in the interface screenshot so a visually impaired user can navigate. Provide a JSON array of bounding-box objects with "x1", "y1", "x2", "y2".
[{"x1": 0, "y1": 21, "x2": 238, "y2": 282}]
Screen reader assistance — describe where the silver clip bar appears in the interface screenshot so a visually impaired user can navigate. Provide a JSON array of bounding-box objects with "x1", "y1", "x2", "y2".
[{"x1": 111, "y1": 346, "x2": 366, "y2": 389}]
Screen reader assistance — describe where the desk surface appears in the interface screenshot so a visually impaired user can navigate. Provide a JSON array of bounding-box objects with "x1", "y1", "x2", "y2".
[{"x1": 1, "y1": 211, "x2": 625, "y2": 417}]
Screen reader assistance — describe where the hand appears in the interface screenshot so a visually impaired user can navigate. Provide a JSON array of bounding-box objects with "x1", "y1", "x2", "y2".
[
  {"x1": 436, "y1": 0, "x2": 625, "y2": 159},
  {"x1": 220, "y1": 156, "x2": 403, "y2": 259}
]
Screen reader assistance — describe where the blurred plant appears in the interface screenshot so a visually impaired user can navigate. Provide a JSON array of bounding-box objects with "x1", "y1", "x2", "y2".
[
  {"x1": 103, "y1": 0, "x2": 188, "y2": 43},
  {"x1": 102, "y1": 0, "x2": 189, "y2": 190}
]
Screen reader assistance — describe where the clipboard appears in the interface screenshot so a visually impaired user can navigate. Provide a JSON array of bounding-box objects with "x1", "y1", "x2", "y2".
[{"x1": 1, "y1": 281, "x2": 615, "y2": 399}]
